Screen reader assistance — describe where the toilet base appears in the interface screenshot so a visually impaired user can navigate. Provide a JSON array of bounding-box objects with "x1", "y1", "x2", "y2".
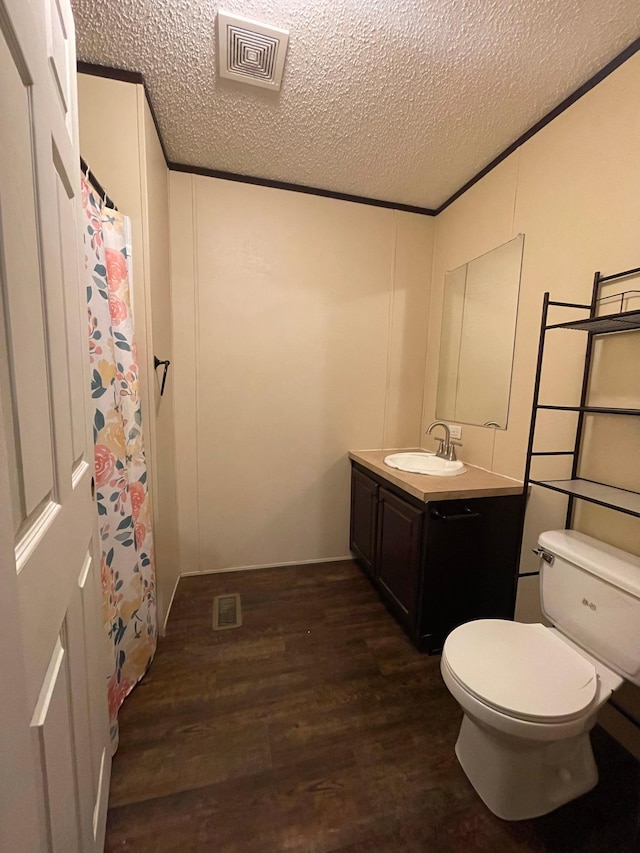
[{"x1": 455, "y1": 712, "x2": 599, "y2": 820}]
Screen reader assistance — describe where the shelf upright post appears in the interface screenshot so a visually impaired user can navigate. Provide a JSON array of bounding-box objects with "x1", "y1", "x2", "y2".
[
  {"x1": 566, "y1": 271, "x2": 602, "y2": 528},
  {"x1": 516, "y1": 291, "x2": 552, "y2": 605},
  {"x1": 523, "y1": 292, "x2": 551, "y2": 495}
]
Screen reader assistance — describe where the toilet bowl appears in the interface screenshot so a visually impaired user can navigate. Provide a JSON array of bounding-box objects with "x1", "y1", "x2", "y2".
[
  {"x1": 440, "y1": 530, "x2": 640, "y2": 821},
  {"x1": 441, "y1": 620, "x2": 621, "y2": 819}
]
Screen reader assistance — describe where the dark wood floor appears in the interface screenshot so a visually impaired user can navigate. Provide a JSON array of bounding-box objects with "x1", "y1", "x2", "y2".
[{"x1": 106, "y1": 561, "x2": 640, "y2": 852}]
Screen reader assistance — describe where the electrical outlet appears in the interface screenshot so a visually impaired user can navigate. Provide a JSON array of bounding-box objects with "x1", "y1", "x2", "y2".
[{"x1": 447, "y1": 423, "x2": 462, "y2": 440}]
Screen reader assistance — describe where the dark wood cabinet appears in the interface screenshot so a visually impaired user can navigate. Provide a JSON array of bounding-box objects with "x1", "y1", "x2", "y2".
[
  {"x1": 350, "y1": 462, "x2": 524, "y2": 653},
  {"x1": 376, "y1": 488, "x2": 423, "y2": 631},
  {"x1": 349, "y1": 466, "x2": 379, "y2": 577}
]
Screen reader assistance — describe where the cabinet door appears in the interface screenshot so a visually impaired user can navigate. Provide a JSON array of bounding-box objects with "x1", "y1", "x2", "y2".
[
  {"x1": 350, "y1": 467, "x2": 379, "y2": 576},
  {"x1": 376, "y1": 487, "x2": 423, "y2": 628},
  {"x1": 420, "y1": 495, "x2": 521, "y2": 652}
]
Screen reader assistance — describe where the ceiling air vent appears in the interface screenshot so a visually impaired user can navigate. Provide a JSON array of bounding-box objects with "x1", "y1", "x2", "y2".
[{"x1": 217, "y1": 10, "x2": 289, "y2": 91}]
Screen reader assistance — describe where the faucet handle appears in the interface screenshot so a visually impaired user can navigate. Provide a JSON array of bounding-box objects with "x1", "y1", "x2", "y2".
[{"x1": 447, "y1": 440, "x2": 463, "y2": 462}]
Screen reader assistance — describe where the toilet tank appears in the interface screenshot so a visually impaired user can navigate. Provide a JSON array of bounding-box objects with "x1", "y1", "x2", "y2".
[{"x1": 538, "y1": 529, "x2": 640, "y2": 686}]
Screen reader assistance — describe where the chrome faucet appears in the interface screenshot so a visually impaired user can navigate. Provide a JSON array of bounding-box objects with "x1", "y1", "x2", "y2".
[
  {"x1": 426, "y1": 421, "x2": 463, "y2": 461},
  {"x1": 426, "y1": 421, "x2": 450, "y2": 459}
]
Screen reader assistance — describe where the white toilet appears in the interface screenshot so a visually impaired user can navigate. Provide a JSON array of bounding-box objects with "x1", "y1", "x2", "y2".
[{"x1": 440, "y1": 529, "x2": 640, "y2": 821}]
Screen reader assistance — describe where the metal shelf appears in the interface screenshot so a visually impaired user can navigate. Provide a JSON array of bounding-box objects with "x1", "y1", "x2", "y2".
[
  {"x1": 524, "y1": 265, "x2": 640, "y2": 530},
  {"x1": 537, "y1": 404, "x2": 640, "y2": 416},
  {"x1": 546, "y1": 308, "x2": 640, "y2": 334},
  {"x1": 529, "y1": 478, "x2": 640, "y2": 519}
]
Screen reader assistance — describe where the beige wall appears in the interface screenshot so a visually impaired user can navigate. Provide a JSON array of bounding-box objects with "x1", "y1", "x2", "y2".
[
  {"x1": 421, "y1": 53, "x2": 640, "y2": 750},
  {"x1": 77, "y1": 74, "x2": 179, "y2": 629},
  {"x1": 170, "y1": 173, "x2": 433, "y2": 574},
  {"x1": 139, "y1": 97, "x2": 181, "y2": 629}
]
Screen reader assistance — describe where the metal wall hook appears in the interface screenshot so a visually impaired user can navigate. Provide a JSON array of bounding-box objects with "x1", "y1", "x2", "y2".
[{"x1": 153, "y1": 355, "x2": 171, "y2": 396}]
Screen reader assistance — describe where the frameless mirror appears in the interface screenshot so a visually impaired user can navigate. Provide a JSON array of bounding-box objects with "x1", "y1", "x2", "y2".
[{"x1": 436, "y1": 235, "x2": 524, "y2": 430}]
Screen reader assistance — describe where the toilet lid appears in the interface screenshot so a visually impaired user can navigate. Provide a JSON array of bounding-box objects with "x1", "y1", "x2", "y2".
[{"x1": 443, "y1": 620, "x2": 598, "y2": 722}]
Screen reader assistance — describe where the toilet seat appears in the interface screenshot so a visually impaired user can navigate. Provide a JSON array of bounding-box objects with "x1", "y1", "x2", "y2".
[{"x1": 442, "y1": 620, "x2": 598, "y2": 723}]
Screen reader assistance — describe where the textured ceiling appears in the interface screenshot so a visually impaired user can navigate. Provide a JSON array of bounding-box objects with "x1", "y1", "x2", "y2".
[{"x1": 72, "y1": 0, "x2": 640, "y2": 209}]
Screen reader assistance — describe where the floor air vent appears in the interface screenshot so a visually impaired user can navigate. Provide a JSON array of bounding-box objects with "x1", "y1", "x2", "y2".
[
  {"x1": 213, "y1": 593, "x2": 242, "y2": 630},
  {"x1": 217, "y1": 10, "x2": 289, "y2": 91}
]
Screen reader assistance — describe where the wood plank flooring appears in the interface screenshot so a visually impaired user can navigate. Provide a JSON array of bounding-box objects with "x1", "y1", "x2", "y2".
[{"x1": 105, "y1": 560, "x2": 640, "y2": 852}]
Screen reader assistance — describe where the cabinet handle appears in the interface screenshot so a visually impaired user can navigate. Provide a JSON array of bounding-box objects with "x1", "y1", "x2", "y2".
[{"x1": 430, "y1": 507, "x2": 481, "y2": 522}]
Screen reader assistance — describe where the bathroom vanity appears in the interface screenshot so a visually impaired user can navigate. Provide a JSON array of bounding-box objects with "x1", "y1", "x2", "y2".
[{"x1": 349, "y1": 450, "x2": 524, "y2": 653}]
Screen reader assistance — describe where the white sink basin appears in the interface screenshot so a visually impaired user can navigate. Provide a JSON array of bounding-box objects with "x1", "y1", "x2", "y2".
[{"x1": 383, "y1": 452, "x2": 466, "y2": 477}]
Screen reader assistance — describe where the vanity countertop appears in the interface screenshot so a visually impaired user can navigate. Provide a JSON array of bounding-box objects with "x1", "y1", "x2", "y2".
[{"x1": 349, "y1": 449, "x2": 523, "y2": 503}]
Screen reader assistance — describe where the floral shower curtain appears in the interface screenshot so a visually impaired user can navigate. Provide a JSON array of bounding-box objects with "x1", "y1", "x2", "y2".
[{"x1": 81, "y1": 177, "x2": 157, "y2": 750}]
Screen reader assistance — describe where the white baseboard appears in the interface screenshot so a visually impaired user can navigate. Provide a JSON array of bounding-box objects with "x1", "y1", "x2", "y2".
[
  {"x1": 92, "y1": 746, "x2": 110, "y2": 852},
  {"x1": 161, "y1": 573, "x2": 181, "y2": 635},
  {"x1": 180, "y1": 555, "x2": 353, "y2": 578}
]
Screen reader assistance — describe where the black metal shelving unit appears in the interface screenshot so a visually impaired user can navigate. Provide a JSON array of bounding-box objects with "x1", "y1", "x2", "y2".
[{"x1": 523, "y1": 265, "x2": 640, "y2": 528}]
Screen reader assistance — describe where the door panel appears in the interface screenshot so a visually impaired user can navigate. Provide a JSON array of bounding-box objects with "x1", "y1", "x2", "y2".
[
  {"x1": 0, "y1": 27, "x2": 55, "y2": 521},
  {"x1": 56, "y1": 171, "x2": 87, "y2": 466},
  {"x1": 46, "y1": 0, "x2": 72, "y2": 121},
  {"x1": 17, "y1": 468, "x2": 94, "y2": 708},
  {"x1": 66, "y1": 552, "x2": 109, "y2": 850},
  {"x1": 0, "y1": 0, "x2": 111, "y2": 849},
  {"x1": 0, "y1": 417, "x2": 44, "y2": 853},
  {"x1": 31, "y1": 636, "x2": 81, "y2": 852}
]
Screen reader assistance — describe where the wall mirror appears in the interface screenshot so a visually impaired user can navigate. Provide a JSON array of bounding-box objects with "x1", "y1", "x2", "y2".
[{"x1": 436, "y1": 234, "x2": 524, "y2": 430}]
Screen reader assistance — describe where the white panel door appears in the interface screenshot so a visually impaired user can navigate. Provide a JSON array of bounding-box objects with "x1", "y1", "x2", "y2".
[{"x1": 0, "y1": 0, "x2": 111, "y2": 851}]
